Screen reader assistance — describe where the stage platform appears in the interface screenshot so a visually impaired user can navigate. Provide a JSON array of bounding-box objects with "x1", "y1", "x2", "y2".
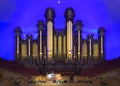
[{"x1": 29, "y1": 83, "x2": 92, "y2": 86}]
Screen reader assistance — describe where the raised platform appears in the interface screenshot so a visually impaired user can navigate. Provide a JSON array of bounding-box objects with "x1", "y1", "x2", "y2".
[{"x1": 29, "y1": 83, "x2": 92, "y2": 86}]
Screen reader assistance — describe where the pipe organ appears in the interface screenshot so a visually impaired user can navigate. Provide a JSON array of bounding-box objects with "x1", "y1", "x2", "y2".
[{"x1": 14, "y1": 8, "x2": 105, "y2": 74}]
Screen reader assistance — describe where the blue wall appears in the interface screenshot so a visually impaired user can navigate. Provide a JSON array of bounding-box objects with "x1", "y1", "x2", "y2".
[{"x1": 0, "y1": 0, "x2": 120, "y2": 60}]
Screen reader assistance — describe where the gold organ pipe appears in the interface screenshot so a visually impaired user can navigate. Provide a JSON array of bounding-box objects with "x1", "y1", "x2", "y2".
[
  {"x1": 47, "y1": 21, "x2": 53, "y2": 61},
  {"x1": 54, "y1": 36, "x2": 57, "y2": 54},
  {"x1": 89, "y1": 39, "x2": 92, "y2": 56},
  {"x1": 63, "y1": 36, "x2": 66, "y2": 57},
  {"x1": 67, "y1": 22, "x2": 70, "y2": 51},
  {"x1": 67, "y1": 21, "x2": 73, "y2": 61},
  {"x1": 78, "y1": 31, "x2": 80, "y2": 61},
  {"x1": 101, "y1": 37, "x2": 103, "y2": 53},
  {"x1": 28, "y1": 39, "x2": 31, "y2": 56},
  {"x1": 70, "y1": 21, "x2": 73, "y2": 52},
  {"x1": 17, "y1": 37, "x2": 19, "y2": 54},
  {"x1": 58, "y1": 36, "x2": 62, "y2": 59},
  {"x1": 78, "y1": 31, "x2": 80, "y2": 52},
  {"x1": 40, "y1": 31, "x2": 42, "y2": 55}
]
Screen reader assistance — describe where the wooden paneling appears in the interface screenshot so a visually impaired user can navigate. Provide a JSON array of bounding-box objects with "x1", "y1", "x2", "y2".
[
  {"x1": 93, "y1": 44, "x2": 99, "y2": 57},
  {"x1": 82, "y1": 41, "x2": 87, "y2": 57},
  {"x1": 21, "y1": 44, "x2": 27, "y2": 57},
  {"x1": 33, "y1": 42, "x2": 38, "y2": 58}
]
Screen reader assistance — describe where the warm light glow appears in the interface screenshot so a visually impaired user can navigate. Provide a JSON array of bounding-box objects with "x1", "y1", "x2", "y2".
[
  {"x1": 40, "y1": 52, "x2": 42, "y2": 55},
  {"x1": 48, "y1": 51, "x2": 52, "y2": 57},
  {"x1": 47, "y1": 73, "x2": 63, "y2": 83},
  {"x1": 78, "y1": 52, "x2": 80, "y2": 54},
  {"x1": 48, "y1": 51, "x2": 52, "y2": 55},
  {"x1": 17, "y1": 50, "x2": 19, "y2": 54},
  {"x1": 68, "y1": 51, "x2": 72, "y2": 55}
]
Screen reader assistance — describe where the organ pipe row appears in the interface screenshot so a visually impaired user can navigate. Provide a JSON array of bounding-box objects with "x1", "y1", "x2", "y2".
[{"x1": 15, "y1": 8, "x2": 105, "y2": 64}]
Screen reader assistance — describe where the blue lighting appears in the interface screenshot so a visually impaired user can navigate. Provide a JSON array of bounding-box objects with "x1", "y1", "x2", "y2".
[{"x1": 0, "y1": 0, "x2": 120, "y2": 60}]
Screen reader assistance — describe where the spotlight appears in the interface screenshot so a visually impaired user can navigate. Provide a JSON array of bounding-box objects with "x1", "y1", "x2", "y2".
[{"x1": 58, "y1": 0, "x2": 61, "y2": 4}]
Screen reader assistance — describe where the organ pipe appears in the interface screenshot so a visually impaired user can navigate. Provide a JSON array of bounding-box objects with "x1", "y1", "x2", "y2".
[
  {"x1": 58, "y1": 36, "x2": 62, "y2": 59},
  {"x1": 98, "y1": 27, "x2": 105, "y2": 60},
  {"x1": 78, "y1": 31, "x2": 81, "y2": 61},
  {"x1": 76, "y1": 20, "x2": 83, "y2": 62},
  {"x1": 45, "y1": 8, "x2": 55, "y2": 62},
  {"x1": 15, "y1": 27, "x2": 22, "y2": 61},
  {"x1": 37, "y1": 20, "x2": 44, "y2": 63},
  {"x1": 87, "y1": 34, "x2": 94, "y2": 61},
  {"x1": 67, "y1": 21, "x2": 73, "y2": 61},
  {"x1": 47, "y1": 21, "x2": 53, "y2": 61},
  {"x1": 26, "y1": 34, "x2": 33, "y2": 61},
  {"x1": 54, "y1": 36, "x2": 57, "y2": 55}
]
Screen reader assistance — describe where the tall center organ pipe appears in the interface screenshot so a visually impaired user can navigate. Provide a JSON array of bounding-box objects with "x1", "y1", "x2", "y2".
[
  {"x1": 45, "y1": 8, "x2": 55, "y2": 62},
  {"x1": 67, "y1": 21, "x2": 73, "y2": 61},
  {"x1": 64, "y1": 8, "x2": 75, "y2": 62},
  {"x1": 47, "y1": 21, "x2": 53, "y2": 60}
]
